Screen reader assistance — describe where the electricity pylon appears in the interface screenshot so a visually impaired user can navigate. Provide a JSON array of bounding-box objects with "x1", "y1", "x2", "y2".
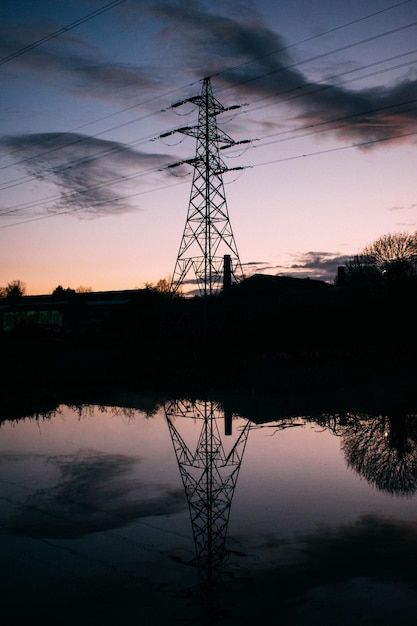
[
  {"x1": 162, "y1": 77, "x2": 248, "y2": 296},
  {"x1": 164, "y1": 399, "x2": 250, "y2": 621}
]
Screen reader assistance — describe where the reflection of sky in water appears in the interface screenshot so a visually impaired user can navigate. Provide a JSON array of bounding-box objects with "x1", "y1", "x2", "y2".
[
  {"x1": 2, "y1": 404, "x2": 417, "y2": 624},
  {"x1": 0, "y1": 405, "x2": 187, "y2": 537},
  {"x1": 233, "y1": 422, "x2": 417, "y2": 543}
]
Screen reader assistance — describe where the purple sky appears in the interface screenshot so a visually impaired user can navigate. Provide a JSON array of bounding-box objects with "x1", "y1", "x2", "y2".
[{"x1": 1, "y1": 0, "x2": 416, "y2": 293}]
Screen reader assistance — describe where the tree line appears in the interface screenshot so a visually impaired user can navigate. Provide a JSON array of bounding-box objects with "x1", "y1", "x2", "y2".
[
  {"x1": 2, "y1": 230, "x2": 417, "y2": 298},
  {"x1": 0, "y1": 281, "x2": 92, "y2": 298},
  {"x1": 340, "y1": 231, "x2": 417, "y2": 288}
]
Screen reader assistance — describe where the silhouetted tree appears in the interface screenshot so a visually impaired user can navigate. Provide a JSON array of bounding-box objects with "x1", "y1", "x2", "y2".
[
  {"x1": 344, "y1": 231, "x2": 417, "y2": 287},
  {"x1": 145, "y1": 276, "x2": 182, "y2": 296},
  {"x1": 364, "y1": 231, "x2": 417, "y2": 264},
  {"x1": 5, "y1": 279, "x2": 27, "y2": 298},
  {"x1": 52, "y1": 285, "x2": 75, "y2": 297}
]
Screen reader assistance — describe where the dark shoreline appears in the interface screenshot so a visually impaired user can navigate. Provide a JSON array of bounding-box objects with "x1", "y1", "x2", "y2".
[
  {"x1": 2, "y1": 331, "x2": 416, "y2": 423},
  {"x1": 2, "y1": 276, "x2": 417, "y2": 422}
]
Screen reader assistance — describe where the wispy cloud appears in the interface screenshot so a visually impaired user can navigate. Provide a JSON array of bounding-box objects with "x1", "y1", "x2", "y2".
[
  {"x1": 388, "y1": 202, "x2": 417, "y2": 211},
  {"x1": 232, "y1": 513, "x2": 417, "y2": 617},
  {"x1": 0, "y1": 133, "x2": 174, "y2": 217}
]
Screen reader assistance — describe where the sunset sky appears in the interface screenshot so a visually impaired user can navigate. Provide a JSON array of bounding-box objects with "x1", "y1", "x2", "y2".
[{"x1": 1, "y1": 0, "x2": 416, "y2": 294}]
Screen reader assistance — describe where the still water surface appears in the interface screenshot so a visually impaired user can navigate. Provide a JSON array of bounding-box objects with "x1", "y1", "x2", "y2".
[{"x1": 2, "y1": 398, "x2": 417, "y2": 624}]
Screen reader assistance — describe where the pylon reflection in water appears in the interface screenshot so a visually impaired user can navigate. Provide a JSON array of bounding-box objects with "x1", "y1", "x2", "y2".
[{"x1": 164, "y1": 399, "x2": 250, "y2": 617}]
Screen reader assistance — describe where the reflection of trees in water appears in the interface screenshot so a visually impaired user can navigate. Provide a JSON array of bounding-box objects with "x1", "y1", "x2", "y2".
[
  {"x1": 1, "y1": 404, "x2": 148, "y2": 425},
  {"x1": 1, "y1": 400, "x2": 163, "y2": 426},
  {"x1": 318, "y1": 412, "x2": 417, "y2": 496},
  {"x1": 249, "y1": 416, "x2": 307, "y2": 435},
  {"x1": 69, "y1": 404, "x2": 143, "y2": 419}
]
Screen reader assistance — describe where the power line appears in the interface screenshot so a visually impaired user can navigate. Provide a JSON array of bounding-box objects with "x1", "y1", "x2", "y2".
[
  {"x1": 214, "y1": 19, "x2": 417, "y2": 103},
  {"x1": 1, "y1": 38, "x2": 415, "y2": 196},
  {"x1": 1, "y1": 42, "x2": 415, "y2": 193},
  {"x1": 1, "y1": 62, "x2": 415, "y2": 212},
  {"x1": 0, "y1": 111, "x2": 160, "y2": 175},
  {"x1": 0, "y1": 158, "x2": 169, "y2": 216},
  {"x1": 1, "y1": 97, "x2": 415, "y2": 221},
  {"x1": 0, "y1": 179, "x2": 189, "y2": 229},
  {"x1": 1, "y1": 70, "x2": 416, "y2": 218},
  {"x1": 213, "y1": 0, "x2": 416, "y2": 87},
  {"x1": 1, "y1": 2, "x2": 417, "y2": 227},
  {"x1": 233, "y1": 48, "x2": 417, "y2": 119},
  {"x1": 2, "y1": 1, "x2": 414, "y2": 172},
  {"x1": 0, "y1": 83, "x2": 201, "y2": 165},
  {"x1": 252, "y1": 128, "x2": 417, "y2": 169},
  {"x1": 256, "y1": 100, "x2": 417, "y2": 149},
  {"x1": 0, "y1": 0, "x2": 128, "y2": 66},
  {"x1": 1, "y1": 126, "x2": 416, "y2": 230}
]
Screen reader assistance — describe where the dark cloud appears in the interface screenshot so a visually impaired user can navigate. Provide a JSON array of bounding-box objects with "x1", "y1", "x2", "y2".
[
  {"x1": 4, "y1": 2, "x2": 416, "y2": 145},
  {"x1": 148, "y1": 1, "x2": 291, "y2": 85},
  {"x1": 149, "y1": 2, "x2": 417, "y2": 146},
  {"x1": 2, "y1": 450, "x2": 186, "y2": 539},
  {"x1": 286, "y1": 251, "x2": 351, "y2": 281},
  {"x1": 74, "y1": 63, "x2": 156, "y2": 95},
  {"x1": 243, "y1": 252, "x2": 349, "y2": 282},
  {"x1": 0, "y1": 132, "x2": 174, "y2": 217},
  {"x1": 224, "y1": 514, "x2": 417, "y2": 623}
]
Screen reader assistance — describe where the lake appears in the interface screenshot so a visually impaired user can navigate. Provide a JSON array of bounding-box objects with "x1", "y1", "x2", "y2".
[{"x1": 2, "y1": 394, "x2": 417, "y2": 625}]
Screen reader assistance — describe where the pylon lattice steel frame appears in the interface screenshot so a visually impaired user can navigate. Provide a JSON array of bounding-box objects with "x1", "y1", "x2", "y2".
[{"x1": 166, "y1": 77, "x2": 245, "y2": 296}]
